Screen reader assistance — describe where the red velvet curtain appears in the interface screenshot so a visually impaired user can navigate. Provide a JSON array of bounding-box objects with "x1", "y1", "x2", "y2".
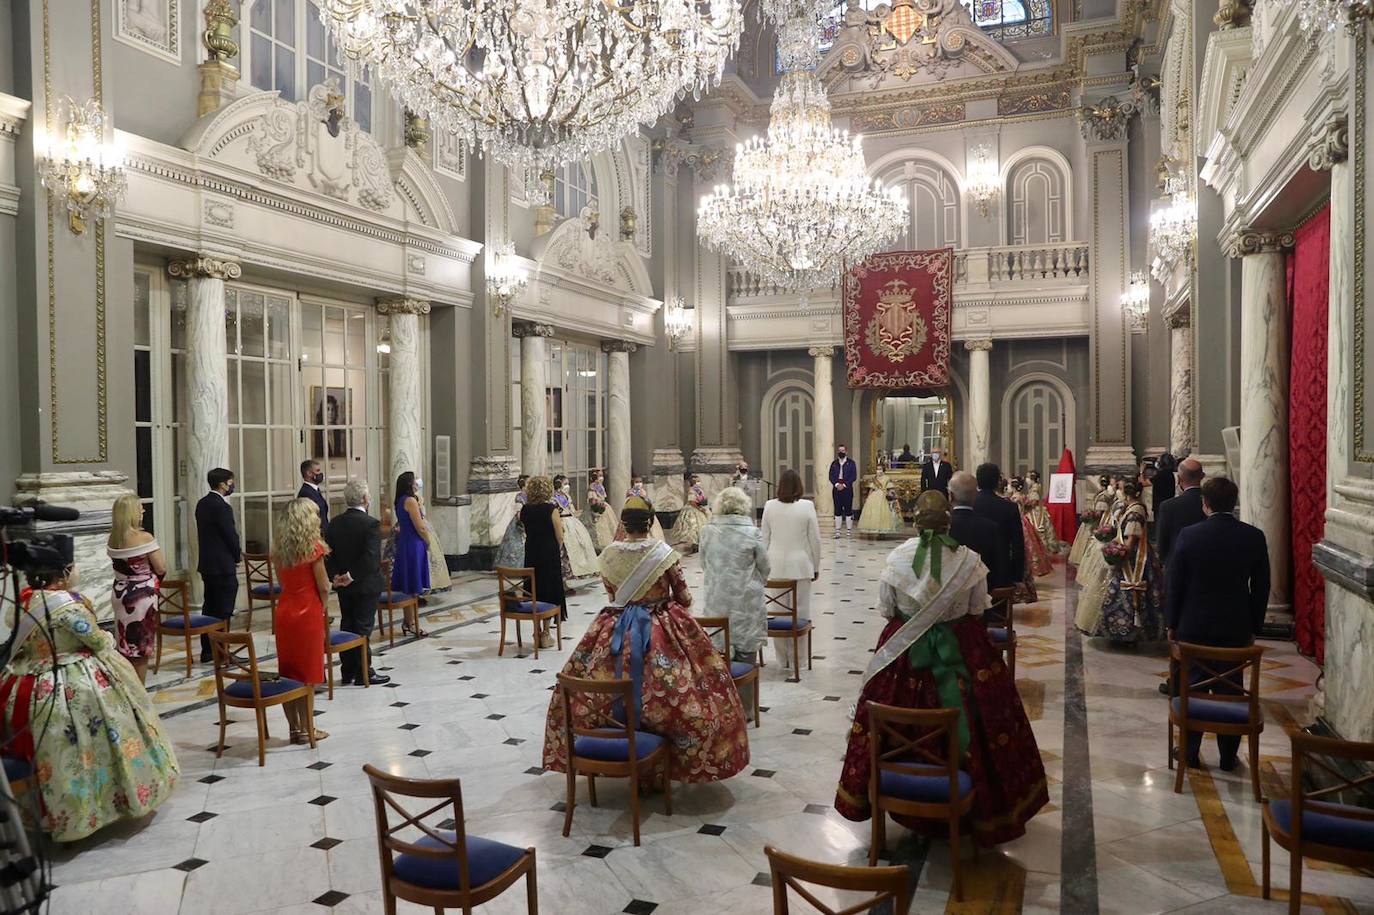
[{"x1": 1287, "y1": 206, "x2": 1329, "y2": 663}]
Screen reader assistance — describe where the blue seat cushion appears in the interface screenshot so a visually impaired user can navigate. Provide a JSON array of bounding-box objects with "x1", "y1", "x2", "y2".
[
  {"x1": 987, "y1": 627, "x2": 1013, "y2": 643},
  {"x1": 329, "y1": 629, "x2": 363, "y2": 645},
  {"x1": 250, "y1": 583, "x2": 282, "y2": 596},
  {"x1": 162, "y1": 614, "x2": 221, "y2": 630},
  {"x1": 507, "y1": 600, "x2": 559, "y2": 615},
  {"x1": 392, "y1": 831, "x2": 526, "y2": 890},
  {"x1": 224, "y1": 677, "x2": 304, "y2": 699},
  {"x1": 729, "y1": 660, "x2": 756, "y2": 679},
  {"x1": 768, "y1": 617, "x2": 810, "y2": 631},
  {"x1": 1269, "y1": 800, "x2": 1374, "y2": 852},
  {"x1": 1171, "y1": 696, "x2": 1253, "y2": 725},
  {"x1": 572, "y1": 732, "x2": 666, "y2": 762},
  {"x1": 879, "y1": 767, "x2": 974, "y2": 804},
  {"x1": 2, "y1": 757, "x2": 32, "y2": 783}
]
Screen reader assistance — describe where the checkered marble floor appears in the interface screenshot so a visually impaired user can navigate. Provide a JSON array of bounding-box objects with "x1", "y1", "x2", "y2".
[{"x1": 44, "y1": 538, "x2": 1372, "y2": 914}]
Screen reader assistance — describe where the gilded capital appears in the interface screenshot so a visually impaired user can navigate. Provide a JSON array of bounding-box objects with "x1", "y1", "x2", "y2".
[
  {"x1": 600, "y1": 339, "x2": 638, "y2": 354},
  {"x1": 1307, "y1": 115, "x2": 1349, "y2": 172},
  {"x1": 963, "y1": 338, "x2": 993, "y2": 353},
  {"x1": 512, "y1": 320, "x2": 555, "y2": 338},
  {"x1": 1078, "y1": 95, "x2": 1138, "y2": 143},
  {"x1": 1165, "y1": 304, "x2": 1191, "y2": 329},
  {"x1": 376, "y1": 296, "x2": 431, "y2": 316},
  {"x1": 1225, "y1": 230, "x2": 1295, "y2": 258},
  {"x1": 808, "y1": 345, "x2": 834, "y2": 358},
  {"x1": 167, "y1": 256, "x2": 242, "y2": 280}
]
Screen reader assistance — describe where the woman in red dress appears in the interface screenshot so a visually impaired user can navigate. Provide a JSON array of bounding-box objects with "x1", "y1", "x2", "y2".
[{"x1": 272, "y1": 498, "x2": 330, "y2": 744}]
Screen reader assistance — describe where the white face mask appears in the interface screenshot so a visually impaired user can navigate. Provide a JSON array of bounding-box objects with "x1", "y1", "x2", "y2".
[{"x1": 414, "y1": 479, "x2": 423, "y2": 491}]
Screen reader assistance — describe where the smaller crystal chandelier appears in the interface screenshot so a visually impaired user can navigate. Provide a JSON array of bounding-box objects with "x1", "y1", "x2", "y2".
[
  {"x1": 486, "y1": 242, "x2": 529, "y2": 317},
  {"x1": 965, "y1": 144, "x2": 1000, "y2": 218},
  {"x1": 1297, "y1": 0, "x2": 1374, "y2": 33},
  {"x1": 664, "y1": 295, "x2": 693, "y2": 350},
  {"x1": 1149, "y1": 181, "x2": 1196, "y2": 280},
  {"x1": 376, "y1": 328, "x2": 392, "y2": 355},
  {"x1": 39, "y1": 97, "x2": 127, "y2": 236},
  {"x1": 1121, "y1": 271, "x2": 1150, "y2": 332}
]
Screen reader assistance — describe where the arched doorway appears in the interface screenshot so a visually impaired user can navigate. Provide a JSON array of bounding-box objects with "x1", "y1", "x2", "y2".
[
  {"x1": 1003, "y1": 376, "x2": 1074, "y2": 478},
  {"x1": 762, "y1": 382, "x2": 815, "y2": 495}
]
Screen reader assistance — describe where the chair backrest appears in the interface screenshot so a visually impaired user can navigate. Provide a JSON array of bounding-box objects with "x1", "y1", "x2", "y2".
[
  {"x1": 244, "y1": 552, "x2": 274, "y2": 588},
  {"x1": 694, "y1": 615, "x2": 733, "y2": 658},
  {"x1": 495, "y1": 566, "x2": 537, "y2": 611},
  {"x1": 1171, "y1": 642, "x2": 1264, "y2": 721},
  {"x1": 209, "y1": 630, "x2": 264, "y2": 699},
  {"x1": 986, "y1": 586, "x2": 1017, "y2": 632},
  {"x1": 557, "y1": 673, "x2": 640, "y2": 759},
  {"x1": 764, "y1": 580, "x2": 799, "y2": 625},
  {"x1": 379, "y1": 557, "x2": 402, "y2": 603},
  {"x1": 1285, "y1": 730, "x2": 1374, "y2": 830},
  {"x1": 867, "y1": 703, "x2": 962, "y2": 803},
  {"x1": 156, "y1": 578, "x2": 191, "y2": 625},
  {"x1": 765, "y1": 845, "x2": 911, "y2": 915},
  {"x1": 362, "y1": 764, "x2": 478, "y2": 894}
]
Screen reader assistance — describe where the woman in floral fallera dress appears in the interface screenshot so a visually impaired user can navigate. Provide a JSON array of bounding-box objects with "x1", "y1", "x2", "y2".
[
  {"x1": 0, "y1": 566, "x2": 178, "y2": 842},
  {"x1": 671, "y1": 474, "x2": 710, "y2": 552},
  {"x1": 107, "y1": 493, "x2": 166, "y2": 683},
  {"x1": 584, "y1": 470, "x2": 618, "y2": 552},
  {"x1": 543, "y1": 497, "x2": 750, "y2": 783}
]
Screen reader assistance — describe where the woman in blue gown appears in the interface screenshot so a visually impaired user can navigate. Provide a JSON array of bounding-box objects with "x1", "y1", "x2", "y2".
[{"x1": 392, "y1": 471, "x2": 431, "y2": 636}]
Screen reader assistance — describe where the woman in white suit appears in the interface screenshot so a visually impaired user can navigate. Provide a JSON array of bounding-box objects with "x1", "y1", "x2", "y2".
[{"x1": 760, "y1": 469, "x2": 822, "y2": 667}]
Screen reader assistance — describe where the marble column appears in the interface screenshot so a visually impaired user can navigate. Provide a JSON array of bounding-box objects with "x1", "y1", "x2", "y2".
[
  {"x1": 513, "y1": 321, "x2": 554, "y2": 476},
  {"x1": 810, "y1": 346, "x2": 835, "y2": 520},
  {"x1": 377, "y1": 298, "x2": 430, "y2": 487},
  {"x1": 168, "y1": 256, "x2": 240, "y2": 596},
  {"x1": 603, "y1": 340, "x2": 636, "y2": 512},
  {"x1": 1230, "y1": 230, "x2": 1294, "y2": 620},
  {"x1": 965, "y1": 339, "x2": 992, "y2": 469},
  {"x1": 1166, "y1": 304, "x2": 1194, "y2": 456}
]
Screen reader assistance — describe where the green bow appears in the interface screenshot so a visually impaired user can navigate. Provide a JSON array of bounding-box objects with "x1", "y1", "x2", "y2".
[
  {"x1": 906, "y1": 622, "x2": 972, "y2": 756},
  {"x1": 912, "y1": 529, "x2": 961, "y2": 583}
]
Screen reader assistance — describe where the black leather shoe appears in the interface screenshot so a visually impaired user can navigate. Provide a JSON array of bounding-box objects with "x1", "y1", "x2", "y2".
[
  {"x1": 1158, "y1": 682, "x2": 1170, "y2": 696},
  {"x1": 1218, "y1": 757, "x2": 1239, "y2": 772},
  {"x1": 361, "y1": 671, "x2": 390, "y2": 686},
  {"x1": 200, "y1": 651, "x2": 213, "y2": 664}
]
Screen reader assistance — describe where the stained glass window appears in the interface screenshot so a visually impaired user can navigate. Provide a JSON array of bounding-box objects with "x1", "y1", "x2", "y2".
[{"x1": 814, "y1": 0, "x2": 1052, "y2": 55}]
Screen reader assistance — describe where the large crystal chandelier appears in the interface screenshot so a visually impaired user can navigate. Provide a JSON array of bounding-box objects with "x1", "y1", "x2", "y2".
[
  {"x1": 696, "y1": 0, "x2": 906, "y2": 303},
  {"x1": 1297, "y1": 0, "x2": 1373, "y2": 33},
  {"x1": 318, "y1": 0, "x2": 742, "y2": 196}
]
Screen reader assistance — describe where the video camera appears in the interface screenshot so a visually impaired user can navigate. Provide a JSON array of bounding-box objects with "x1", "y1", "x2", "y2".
[{"x1": 0, "y1": 504, "x2": 79, "y2": 575}]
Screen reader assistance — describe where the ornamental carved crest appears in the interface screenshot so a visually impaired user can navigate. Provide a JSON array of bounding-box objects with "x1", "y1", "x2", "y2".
[
  {"x1": 865, "y1": 278, "x2": 930, "y2": 363},
  {"x1": 831, "y1": 0, "x2": 1013, "y2": 85}
]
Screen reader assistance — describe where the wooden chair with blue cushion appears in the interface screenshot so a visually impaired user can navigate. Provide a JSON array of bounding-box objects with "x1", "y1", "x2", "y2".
[
  {"x1": 984, "y1": 586, "x2": 1018, "y2": 679},
  {"x1": 377, "y1": 557, "x2": 418, "y2": 649},
  {"x1": 153, "y1": 577, "x2": 228, "y2": 678},
  {"x1": 761, "y1": 579, "x2": 811, "y2": 682},
  {"x1": 695, "y1": 616, "x2": 760, "y2": 728},
  {"x1": 866, "y1": 703, "x2": 976, "y2": 900},
  {"x1": 208, "y1": 630, "x2": 315, "y2": 766},
  {"x1": 1167, "y1": 641, "x2": 1265, "y2": 800},
  {"x1": 496, "y1": 567, "x2": 562, "y2": 659},
  {"x1": 1262, "y1": 729, "x2": 1374, "y2": 914},
  {"x1": 765, "y1": 844, "x2": 911, "y2": 915},
  {"x1": 323, "y1": 608, "x2": 369, "y2": 700},
  {"x1": 243, "y1": 552, "x2": 282, "y2": 633},
  {"x1": 2, "y1": 756, "x2": 32, "y2": 798},
  {"x1": 362, "y1": 763, "x2": 538, "y2": 915},
  {"x1": 557, "y1": 673, "x2": 671, "y2": 846}
]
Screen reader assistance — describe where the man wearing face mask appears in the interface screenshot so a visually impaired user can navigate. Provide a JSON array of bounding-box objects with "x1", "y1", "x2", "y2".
[
  {"x1": 298, "y1": 459, "x2": 330, "y2": 530},
  {"x1": 196, "y1": 467, "x2": 241, "y2": 661},
  {"x1": 921, "y1": 447, "x2": 953, "y2": 496},
  {"x1": 829, "y1": 445, "x2": 859, "y2": 538}
]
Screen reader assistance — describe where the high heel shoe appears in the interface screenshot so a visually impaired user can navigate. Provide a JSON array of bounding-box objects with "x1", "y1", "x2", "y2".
[
  {"x1": 290, "y1": 728, "x2": 330, "y2": 745},
  {"x1": 402, "y1": 622, "x2": 430, "y2": 638}
]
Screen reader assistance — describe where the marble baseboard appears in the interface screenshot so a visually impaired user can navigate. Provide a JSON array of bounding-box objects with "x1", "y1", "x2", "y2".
[
  {"x1": 467, "y1": 492, "x2": 517, "y2": 548},
  {"x1": 1323, "y1": 583, "x2": 1374, "y2": 743},
  {"x1": 1081, "y1": 445, "x2": 1138, "y2": 475},
  {"x1": 428, "y1": 501, "x2": 472, "y2": 558},
  {"x1": 653, "y1": 475, "x2": 686, "y2": 512}
]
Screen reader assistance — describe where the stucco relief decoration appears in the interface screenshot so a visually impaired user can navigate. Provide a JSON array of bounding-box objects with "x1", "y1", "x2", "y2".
[
  {"x1": 851, "y1": 103, "x2": 965, "y2": 132},
  {"x1": 541, "y1": 216, "x2": 626, "y2": 289},
  {"x1": 830, "y1": 0, "x2": 1005, "y2": 85},
  {"x1": 1078, "y1": 95, "x2": 1138, "y2": 142},
  {"x1": 115, "y1": 0, "x2": 180, "y2": 64},
  {"x1": 998, "y1": 88, "x2": 1073, "y2": 116},
  {"x1": 842, "y1": 248, "x2": 954, "y2": 389}
]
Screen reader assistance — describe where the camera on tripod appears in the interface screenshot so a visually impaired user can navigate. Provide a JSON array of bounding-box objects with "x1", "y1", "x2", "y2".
[{"x1": 0, "y1": 505, "x2": 79, "y2": 575}]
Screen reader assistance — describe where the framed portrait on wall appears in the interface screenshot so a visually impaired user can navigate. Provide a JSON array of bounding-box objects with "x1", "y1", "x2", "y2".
[{"x1": 310, "y1": 386, "x2": 349, "y2": 459}]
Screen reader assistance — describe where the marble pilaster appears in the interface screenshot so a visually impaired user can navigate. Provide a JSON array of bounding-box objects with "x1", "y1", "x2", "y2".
[
  {"x1": 464, "y1": 455, "x2": 520, "y2": 564},
  {"x1": 603, "y1": 341, "x2": 635, "y2": 513},
  {"x1": 377, "y1": 297, "x2": 430, "y2": 487},
  {"x1": 965, "y1": 339, "x2": 992, "y2": 470},
  {"x1": 1231, "y1": 231, "x2": 1293, "y2": 621},
  {"x1": 811, "y1": 346, "x2": 836, "y2": 519},
  {"x1": 1166, "y1": 304, "x2": 1194, "y2": 456},
  {"x1": 651, "y1": 449, "x2": 686, "y2": 512},
  {"x1": 513, "y1": 322, "x2": 554, "y2": 477}
]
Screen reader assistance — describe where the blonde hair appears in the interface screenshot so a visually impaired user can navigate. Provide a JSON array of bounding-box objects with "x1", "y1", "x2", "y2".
[
  {"x1": 273, "y1": 498, "x2": 328, "y2": 568},
  {"x1": 525, "y1": 475, "x2": 554, "y2": 504},
  {"x1": 108, "y1": 493, "x2": 144, "y2": 549},
  {"x1": 714, "y1": 486, "x2": 753, "y2": 517}
]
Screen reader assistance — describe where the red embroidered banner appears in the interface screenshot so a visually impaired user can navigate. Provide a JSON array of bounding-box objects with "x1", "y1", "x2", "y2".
[{"x1": 842, "y1": 248, "x2": 954, "y2": 390}]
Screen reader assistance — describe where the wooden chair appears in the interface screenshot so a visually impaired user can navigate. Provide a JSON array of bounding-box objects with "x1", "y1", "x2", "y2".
[
  {"x1": 557, "y1": 673, "x2": 671, "y2": 847},
  {"x1": 985, "y1": 586, "x2": 1018, "y2": 679},
  {"x1": 323, "y1": 609, "x2": 369, "y2": 700},
  {"x1": 208, "y1": 630, "x2": 315, "y2": 766},
  {"x1": 153, "y1": 577, "x2": 228, "y2": 678},
  {"x1": 362, "y1": 764, "x2": 538, "y2": 915},
  {"x1": 761, "y1": 579, "x2": 812, "y2": 682},
  {"x1": 2, "y1": 757, "x2": 32, "y2": 798},
  {"x1": 867, "y1": 703, "x2": 976, "y2": 900},
  {"x1": 377, "y1": 558, "x2": 419, "y2": 648},
  {"x1": 1262, "y1": 730, "x2": 1374, "y2": 914},
  {"x1": 243, "y1": 552, "x2": 282, "y2": 632},
  {"x1": 1167, "y1": 641, "x2": 1266, "y2": 800},
  {"x1": 696, "y1": 615, "x2": 760, "y2": 728},
  {"x1": 496, "y1": 567, "x2": 562, "y2": 659},
  {"x1": 764, "y1": 845, "x2": 911, "y2": 915}
]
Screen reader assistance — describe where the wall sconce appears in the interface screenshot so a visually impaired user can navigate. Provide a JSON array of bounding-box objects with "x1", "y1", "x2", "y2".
[
  {"x1": 39, "y1": 97, "x2": 127, "y2": 236},
  {"x1": 487, "y1": 241, "x2": 528, "y2": 317},
  {"x1": 376, "y1": 328, "x2": 392, "y2": 355},
  {"x1": 1121, "y1": 270, "x2": 1150, "y2": 332},
  {"x1": 965, "y1": 143, "x2": 999, "y2": 218},
  {"x1": 664, "y1": 295, "x2": 692, "y2": 350},
  {"x1": 620, "y1": 205, "x2": 637, "y2": 241}
]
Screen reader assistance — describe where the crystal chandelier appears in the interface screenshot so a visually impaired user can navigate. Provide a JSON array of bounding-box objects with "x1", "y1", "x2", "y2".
[
  {"x1": 965, "y1": 143, "x2": 1000, "y2": 218},
  {"x1": 38, "y1": 97, "x2": 127, "y2": 236},
  {"x1": 318, "y1": 0, "x2": 741, "y2": 197},
  {"x1": 696, "y1": 0, "x2": 906, "y2": 304},
  {"x1": 1149, "y1": 181, "x2": 1196, "y2": 281},
  {"x1": 1121, "y1": 271, "x2": 1150, "y2": 332},
  {"x1": 486, "y1": 242, "x2": 529, "y2": 316},
  {"x1": 1297, "y1": 0, "x2": 1374, "y2": 33},
  {"x1": 664, "y1": 294, "x2": 692, "y2": 349}
]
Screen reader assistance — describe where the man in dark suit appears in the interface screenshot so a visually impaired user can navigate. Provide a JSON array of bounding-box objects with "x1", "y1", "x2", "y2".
[
  {"x1": 1165, "y1": 476, "x2": 1270, "y2": 770},
  {"x1": 972, "y1": 462, "x2": 1023, "y2": 588},
  {"x1": 921, "y1": 447, "x2": 953, "y2": 495},
  {"x1": 1155, "y1": 458, "x2": 1206, "y2": 568},
  {"x1": 828, "y1": 445, "x2": 859, "y2": 538},
  {"x1": 196, "y1": 467, "x2": 241, "y2": 662},
  {"x1": 324, "y1": 478, "x2": 390, "y2": 686},
  {"x1": 948, "y1": 471, "x2": 1004, "y2": 588},
  {"x1": 298, "y1": 459, "x2": 329, "y2": 530}
]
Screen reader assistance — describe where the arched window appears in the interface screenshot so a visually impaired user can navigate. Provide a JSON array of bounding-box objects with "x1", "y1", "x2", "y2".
[
  {"x1": 246, "y1": 0, "x2": 374, "y2": 131},
  {"x1": 1008, "y1": 381, "x2": 1065, "y2": 478},
  {"x1": 878, "y1": 160, "x2": 961, "y2": 250},
  {"x1": 554, "y1": 162, "x2": 599, "y2": 220},
  {"x1": 1006, "y1": 158, "x2": 1067, "y2": 245}
]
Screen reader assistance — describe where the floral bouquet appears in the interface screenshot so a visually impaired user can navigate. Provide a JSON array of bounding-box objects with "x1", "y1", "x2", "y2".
[
  {"x1": 1101, "y1": 541, "x2": 1129, "y2": 565},
  {"x1": 1078, "y1": 509, "x2": 1101, "y2": 526},
  {"x1": 591, "y1": 501, "x2": 606, "y2": 514},
  {"x1": 1092, "y1": 524, "x2": 1116, "y2": 543}
]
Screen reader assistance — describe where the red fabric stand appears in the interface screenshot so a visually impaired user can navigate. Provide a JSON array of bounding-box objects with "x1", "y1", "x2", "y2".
[{"x1": 1048, "y1": 448, "x2": 1078, "y2": 544}]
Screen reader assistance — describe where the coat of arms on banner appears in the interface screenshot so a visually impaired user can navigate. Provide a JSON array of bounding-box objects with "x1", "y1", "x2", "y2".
[
  {"x1": 843, "y1": 248, "x2": 954, "y2": 389},
  {"x1": 865, "y1": 278, "x2": 930, "y2": 363}
]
